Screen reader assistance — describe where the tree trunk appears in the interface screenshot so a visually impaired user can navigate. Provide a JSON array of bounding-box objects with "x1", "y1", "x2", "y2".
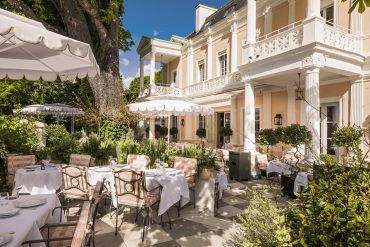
[{"x1": 90, "y1": 72, "x2": 123, "y2": 116}]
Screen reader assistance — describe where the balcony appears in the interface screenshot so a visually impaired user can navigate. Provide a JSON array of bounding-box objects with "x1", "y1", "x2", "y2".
[
  {"x1": 145, "y1": 74, "x2": 239, "y2": 98},
  {"x1": 243, "y1": 18, "x2": 359, "y2": 63}
]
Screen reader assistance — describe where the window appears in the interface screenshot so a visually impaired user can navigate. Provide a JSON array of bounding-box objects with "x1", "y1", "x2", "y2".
[
  {"x1": 218, "y1": 51, "x2": 227, "y2": 76},
  {"x1": 198, "y1": 60, "x2": 206, "y2": 82},
  {"x1": 172, "y1": 71, "x2": 177, "y2": 84},
  {"x1": 223, "y1": 4, "x2": 236, "y2": 18},
  {"x1": 321, "y1": 5, "x2": 334, "y2": 26},
  {"x1": 199, "y1": 115, "x2": 206, "y2": 129},
  {"x1": 255, "y1": 108, "x2": 261, "y2": 132}
]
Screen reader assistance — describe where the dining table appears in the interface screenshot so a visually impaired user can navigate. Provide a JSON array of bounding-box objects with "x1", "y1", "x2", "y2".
[
  {"x1": 87, "y1": 165, "x2": 190, "y2": 216},
  {"x1": 0, "y1": 193, "x2": 65, "y2": 247},
  {"x1": 266, "y1": 160, "x2": 292, "y2": 177},
  {"x1": 14, "y1": 164, "x2": 62, "y2": 195}
]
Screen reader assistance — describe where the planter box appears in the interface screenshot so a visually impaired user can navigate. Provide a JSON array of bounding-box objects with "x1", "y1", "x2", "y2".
[{"x1": 281, "y1": 174, "x2": 295, "y2": 198}]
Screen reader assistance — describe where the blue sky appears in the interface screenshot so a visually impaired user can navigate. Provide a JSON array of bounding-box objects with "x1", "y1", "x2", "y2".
[{"x1": 119, "y1": 0, "x2": 229, "y2": 87}]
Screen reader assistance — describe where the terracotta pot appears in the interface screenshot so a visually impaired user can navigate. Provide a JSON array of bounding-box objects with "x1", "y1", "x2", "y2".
[{"x1": 199, "y1": 168, "x2": 217, "y2": 181}]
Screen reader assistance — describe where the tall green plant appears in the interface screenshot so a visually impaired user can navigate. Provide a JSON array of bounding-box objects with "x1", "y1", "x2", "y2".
[
  {"x1": 332, "y1": 125, "x2": 363, "y2": 157},
  {"x1": 256, "y1": 128, "x2": 280, "y2": 154},
  {"x1": 116, "y1": 137, "x2": 140, "y2": 163}
]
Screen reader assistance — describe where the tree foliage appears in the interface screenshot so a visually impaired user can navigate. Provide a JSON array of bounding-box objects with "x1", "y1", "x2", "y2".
[
  {"x1": 341, "y1": 0, "x2": 370, "y2": 13},
  {"x1": 0, "y1": 0, "x2": 134, "y2": 115}
]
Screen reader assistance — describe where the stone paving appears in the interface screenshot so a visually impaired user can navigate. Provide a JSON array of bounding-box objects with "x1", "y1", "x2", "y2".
[{"x1": 93, "y1": 178, "x2": 289, "y2": 247}]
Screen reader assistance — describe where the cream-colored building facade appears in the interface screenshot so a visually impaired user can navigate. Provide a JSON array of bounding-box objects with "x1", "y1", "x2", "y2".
[{"x1": 137, "y1": 0, "x2": 370, "y2": 158}]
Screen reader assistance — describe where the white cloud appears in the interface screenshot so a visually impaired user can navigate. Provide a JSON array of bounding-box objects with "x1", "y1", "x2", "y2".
[
  {"x1": 153, "y1": 30, "x2": 159, "y2": 37},
  {"x1": 121, "y1": 74, "x2": 134, "y2": 89},
  {"x1": 120, "y1": 57, "x2": 130, "y2": 66},
  {"x1": 121, "y1": 64, "x2": 161, "y2": 89}
]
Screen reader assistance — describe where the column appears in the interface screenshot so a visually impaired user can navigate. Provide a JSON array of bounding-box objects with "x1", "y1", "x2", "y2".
[
  {"x1": 264, "y1": 6, "x2": 272, "y2": 35},
  {"x1": 246, "y1": 0, "x2": 256, "y2": 60},
  {"x1": 187, "y1": 47, "x2": 194, "y2": 84},
  {"x1": 305, "y1": 67, "x2": 320, "y2": 157},
  {"x1": 184, "y1": 115, "x2": 193, "y2": 140},
  {"x1": 207, "y1": 37, "x2": 213, "y2": 80},
  {"x1": 306, "y1": 0, "x2": 321, "y2": 19},
  {"x1": 288, "y1": 0, "x2": 296, "y2": 24},
  {"x1": 230, "y1": 22, "x2": 238, "y2": 73},
  {"x1": 244, "y1": 80, "x2": 256, "y2": 152},
  {"x1": 149, "y1": 118, "x2": 155, "y2": 140},
  {"x1": 230, "y1": 96, "x2": 237, "y2": 144},
  {"x1": 350, "y1": 78, "x2": 363, "y2": 127},
  {"x1": 139, "y1": 58, "x2": 144, "y2": 96},
  {"x1": 150, "y1": 52, "x2": 156, "y2": 87},
  {"x1": 262, "y1": 90, "x2": 271, "y2": 129},
  {"x1": 287, "y1": 87, "x2": 296, "y2": 125}
]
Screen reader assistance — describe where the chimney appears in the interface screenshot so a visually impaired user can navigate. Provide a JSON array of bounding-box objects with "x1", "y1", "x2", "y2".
[{"x1": 195, "y1": 4, "x2": 217, "y2": 32}]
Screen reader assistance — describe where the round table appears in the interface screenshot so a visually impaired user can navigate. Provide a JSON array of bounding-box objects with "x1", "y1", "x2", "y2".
[
  {"x1": 14, "y1": 165, "x2": 62, "y2": 195},
  {"x1": 87, "y1": 166, "x2": 189, "y2": 216}
]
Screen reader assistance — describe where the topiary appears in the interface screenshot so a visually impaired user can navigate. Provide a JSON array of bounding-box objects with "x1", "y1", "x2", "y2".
[
  {"x1": 196, "y1": 128, "x2": 206, "y2": 139},
  {"x1": 332, "y1": 125, "x2": 363, "y2": 156},
  {"x1": 158, "y1": 126, "x2": 168, "y2": 137},
  {"x1": 219, "y1": 126, "x2": 233, "y2": 137},
  {"x1": 256, "y1": 128, "x2": 280, "y2": 154},
  {"x1": 45, "y1": 124, "x2": 69, "y2": 147},
  {"x1": 170, "y1": 127, "x2": 178, "y2": 136}
]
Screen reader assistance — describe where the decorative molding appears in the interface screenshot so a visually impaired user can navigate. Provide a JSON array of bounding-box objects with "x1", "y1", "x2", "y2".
[
  {"x1": 324, "y1": 25, "x2": 357, "y2": 52},
  {"x1": 301, "y1": 53, "x2": 326, "y2": 68}
]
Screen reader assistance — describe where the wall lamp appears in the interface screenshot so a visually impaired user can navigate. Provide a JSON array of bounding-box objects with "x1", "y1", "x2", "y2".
[
  {"x1": 181, "y1": 119, "x2": 185, "y2": 127},
  {"x1": 274, "y1": 114, "x2": 283, "y2": 125}
]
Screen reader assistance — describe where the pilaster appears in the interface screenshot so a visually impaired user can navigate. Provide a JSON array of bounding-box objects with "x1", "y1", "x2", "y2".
[
  {"x1": 207, "y1": 36, "x2": 213, "y2": 80},
  {"x1": 230, "y1": 22, "x2": 238, "y2": 73},
  {"x1": 244, "y1": 80, "x2": 256, "y2": 152},
  {"x1": 350, "y1": 77, "x2": 363, "y2": 127},
  {"x1": 262, "y1": 90, "x2": 271, "y2": 129},
  {"x1": 287, "y1": 87, "x2": 296, "y2": 125}
]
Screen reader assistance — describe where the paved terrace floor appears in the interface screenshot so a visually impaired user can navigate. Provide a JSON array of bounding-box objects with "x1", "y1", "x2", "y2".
[{"x1": 90, "y1": 179, "x2": 290, "y2": 247}]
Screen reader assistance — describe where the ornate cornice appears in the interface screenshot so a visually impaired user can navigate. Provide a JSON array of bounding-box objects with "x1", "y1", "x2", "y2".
[{"x1": 301, "y1": 53, "x2": 326, "y2": 69}]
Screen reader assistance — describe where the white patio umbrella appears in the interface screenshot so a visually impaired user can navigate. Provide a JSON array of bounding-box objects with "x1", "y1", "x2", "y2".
[
  {"x1": 17, "y1": 103, "x2": 84, "y2": 132},
  {"x1": 128, "y1": 96, "x2": 214, "y2": 143},
  {"x1": 0, "y1": 8, "x2": 99, "y2": 81}
]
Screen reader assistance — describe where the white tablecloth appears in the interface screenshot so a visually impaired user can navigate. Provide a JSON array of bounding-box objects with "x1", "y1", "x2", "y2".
[
  {"x1": 0, "y1": 194, "x2": 65, "y2": 247},
  {"x1": 216, "y1": 171, "x2": 228, "y2": 199},
  {"x1": 294, "y1": 172, "x2": 312, "y2": 193},
  {"x1": 15, "y1": 166, "x2": 63, "y2": 195},
  {"x1": 87, "y1": 167, "x2": 190, "y2": 216},
  {"x1": 266, "y1": 160, "x2": 292, "y2": 176}
]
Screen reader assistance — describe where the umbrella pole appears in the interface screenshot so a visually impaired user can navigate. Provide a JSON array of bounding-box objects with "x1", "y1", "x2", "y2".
[{"x1": 167, "y1": 115, "x2": 171, "y2": 144}]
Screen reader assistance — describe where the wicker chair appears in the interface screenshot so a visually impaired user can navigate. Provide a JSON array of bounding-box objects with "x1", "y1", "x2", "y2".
[
  {"x1": 113, "y1": 170, "x2": 170, "y2": 241},
  {"x1": 126, "y1": 154, "x2": 150, "y2": 170},
  {"x1": 59, "y1": 165, "x2": 91, "y2": 215},
  {"x1": 22, "y1": 181, "x2": 103, "y2": 247},
  {"x1": 6, "y1": 155, "x2": 36, "y2": 192},
  {"x1": 69, "y1": 154, "x2": 92, "y2": 167},
  {"x1": 173, "y1": 157, "x2": 197, "y2": 216}
]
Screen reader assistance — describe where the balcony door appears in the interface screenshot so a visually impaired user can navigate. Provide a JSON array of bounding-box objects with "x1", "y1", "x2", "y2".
[{"x1": 320, "y1": 102, "x2": 339, "y2": 156}]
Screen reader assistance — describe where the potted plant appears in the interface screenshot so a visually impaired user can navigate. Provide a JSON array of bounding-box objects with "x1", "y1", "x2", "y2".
[
  {"x1": 170, "y1": 127, "x2": 178, "y2": 142},
  {"x1": 332, "y1": 125, "x2": 363, "y2": 163},
  {"x1": 279, "y1": 124, "x2": 312, "y2": 197},
  {"x1": 219, "y1": 126, "x2": 233, "y2": 148},
  {"x1": 197, "y1": 149, "x2": 219, "y2": 180},
  {"x1": 196, "y1": 127, "x2": 206, "y2": 147},
  {"x1": 256, "y1": 128, "x2": 279, "y2": 159}
]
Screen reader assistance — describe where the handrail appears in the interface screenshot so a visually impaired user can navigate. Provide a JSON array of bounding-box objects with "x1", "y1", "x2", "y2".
[{"x1": 257, "y1": 20, "x2": 303, "y2": 42}]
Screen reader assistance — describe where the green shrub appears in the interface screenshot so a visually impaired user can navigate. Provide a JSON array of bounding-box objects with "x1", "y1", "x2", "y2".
[
  {"x1": 100, "y1": 118, "x2": 128, "y2": 141},
  {"x1": 288, "y1": 154, "x2": 370, "y2": 246},
  {"x1": 45, "y1": 124, "x2": 69, "y2": 147},
  {"x1": 51, "y1": 135, "x2": 79, "y2": 163},
  {"x1": 0, "y1": 116, "x2": 38, "y2": 154},
  {"x1": 196, "y1": 128, "x2": 206, "y2": 139},
  {"x1": 219, "y1": 126, "x2": 233, "y2": 137},
  {"x1": 158, "y1": 126, "x2": 168, "y2": 137},
  {"x1": 80, "y1": 133, "x2": 116, "y2": 165},
  {"x1": 116, "y1": 137, "x2": 140, "y2": 163},
  {"x1": 332, "y1": 125, "x2": 363, "y2": 156},
  {"x1": 226, "y1": 188, "x2": 292, "y2": 247},
  {"x1": 139, "y1": 139, "x2": 168, "y2": 166},
  {"x1": 256, "y1": 128, "x2": 280, "y2": 153}
]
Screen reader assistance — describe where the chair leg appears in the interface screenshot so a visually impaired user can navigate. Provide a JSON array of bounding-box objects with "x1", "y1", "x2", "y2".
[
  {"x1": 115, "y1": 207, "x2": 119, "y2": 235},
  {"x1": 177, "y1": 199, "x2": 181, "y2": 217},
  {"x1": 166, "y1": 210, "x2": 172, "y2": 230}
]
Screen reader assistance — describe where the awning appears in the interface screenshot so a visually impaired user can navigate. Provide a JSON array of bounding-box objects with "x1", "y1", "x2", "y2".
[{"x1": 0, "y1": 8, "x2": 99, "y2": 81}]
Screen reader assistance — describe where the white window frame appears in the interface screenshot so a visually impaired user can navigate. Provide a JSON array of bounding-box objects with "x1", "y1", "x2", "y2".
[
  {"x1": 197, "y1": 59, "x2": 206, "y2": 82},
  {"x1": 171, "y1": 69, "x2": 177, "y2": 84},
  {"x1": 217, "y1": 49, "x2": 228, "y2": 77},
  {"x1": 320, "y1": 4, "x2": 334, "y2": 26},
  {"x1": 198, "y1": 115, "x2": 206, "y2": 129}
]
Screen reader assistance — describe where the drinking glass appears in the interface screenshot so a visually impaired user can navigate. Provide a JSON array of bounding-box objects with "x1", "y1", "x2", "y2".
[{"x1": 0, "y1": 192, "x2": 9, "y2": 207}]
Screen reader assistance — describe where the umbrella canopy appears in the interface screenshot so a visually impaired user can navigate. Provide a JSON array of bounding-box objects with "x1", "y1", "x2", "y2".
[
  {"x1": 128, "y1": 95, "x2": 214, "y2": 143},
  {"x1": 0, "y1": 8, "x2": 99, "y2": 81},
  {"x1": 128, "y1": 96, "x2": 214, "y2": 118},
  {"x1": 19, "y1": 103, "x2": 84, "y2": 116}
]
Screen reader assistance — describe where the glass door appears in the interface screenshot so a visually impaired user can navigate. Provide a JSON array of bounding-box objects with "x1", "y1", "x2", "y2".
[
  {"x1": 320, "y1": 103, "x2": 339, "y2": 156},
  {"x1": 217, "y1": 112, "x2": 230, "y2": 148}
]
